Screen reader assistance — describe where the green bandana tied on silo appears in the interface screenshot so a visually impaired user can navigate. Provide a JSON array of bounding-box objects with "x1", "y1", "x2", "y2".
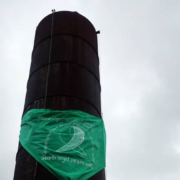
[{"x1": 19, "y1": 109, "x2": 106, "y2": 180}]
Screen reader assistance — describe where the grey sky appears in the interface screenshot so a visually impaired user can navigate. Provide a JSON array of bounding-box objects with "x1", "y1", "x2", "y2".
[{"x1": 0, "y1": 0, "x2": 180, "y2": 179}]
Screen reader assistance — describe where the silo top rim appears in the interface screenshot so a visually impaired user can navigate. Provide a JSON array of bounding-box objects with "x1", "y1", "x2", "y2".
[
  {"x1": 34, "y1": 10, "x2": 99, "y2": 54},
  {"x1": 37, "y1": 11, "x2": 96, "y2": 32}
]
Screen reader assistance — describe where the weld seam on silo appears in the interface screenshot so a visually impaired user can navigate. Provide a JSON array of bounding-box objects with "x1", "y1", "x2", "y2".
[
  {"x1": 23, "y1": 95, "x2": 102, "y2": 118},
  {"x1": 27, "y1": 61, "x2": 101, "y2": 89},
  {"x1": 32, "y1": 33, "x2": 99, "y2": 59}
]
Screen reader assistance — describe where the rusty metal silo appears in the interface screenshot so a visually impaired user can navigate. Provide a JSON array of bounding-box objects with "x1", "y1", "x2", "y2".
[{"x1": 14, "y1": 11, "x2": 105, "y2": 180}]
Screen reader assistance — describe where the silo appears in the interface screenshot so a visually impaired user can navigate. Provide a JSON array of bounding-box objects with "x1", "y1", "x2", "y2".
[{"x1": 14, "y1": 11, "x2": 106, "y2": 180}]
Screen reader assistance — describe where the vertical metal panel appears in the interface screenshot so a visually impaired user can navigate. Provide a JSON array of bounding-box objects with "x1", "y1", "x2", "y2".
[{"x1": 14, "y1": 11, "x2": 105, "y2": 180}]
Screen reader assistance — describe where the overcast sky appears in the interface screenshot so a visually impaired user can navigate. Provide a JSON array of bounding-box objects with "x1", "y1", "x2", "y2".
[{"x1": 1, "y1": 0, "x2": 180, "y2": 179}]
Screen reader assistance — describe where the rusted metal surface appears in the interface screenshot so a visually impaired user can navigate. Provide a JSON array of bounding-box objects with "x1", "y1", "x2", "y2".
[
  {"x1": 14, "y1": 11, "x2": 105, "y2": 180},
  {"x1": 34, "y1": 11, "x2": 98, "y2": 54},
  {"x1": 30, "y1": 35, "x2": 100, "y2": 81},
  {"x1": 24, "y1": 62, "x2": 101, "y2": 116}
]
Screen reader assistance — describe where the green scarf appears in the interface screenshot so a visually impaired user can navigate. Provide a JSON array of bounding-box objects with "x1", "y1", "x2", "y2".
[{"x1": 19, "y1": 109, "x2": 106, "y2": 180}]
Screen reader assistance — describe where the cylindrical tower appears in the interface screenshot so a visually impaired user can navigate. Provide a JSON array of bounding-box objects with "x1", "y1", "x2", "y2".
[{"x1": 14, "y1": 11, "x2": 105, "y2": 180}]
